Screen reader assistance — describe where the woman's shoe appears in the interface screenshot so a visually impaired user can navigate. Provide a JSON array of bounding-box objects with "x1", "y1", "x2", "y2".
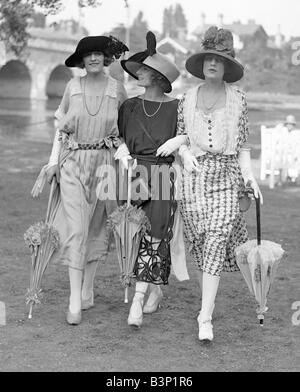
[
  {"x1": 66, "y1": 309, "x2": 82, "y2": 325},
  {"x1": 197, "y1": 314, "x2": 213, "y2": 342},
  {"x1": 143, "y1": 286, "x2": 163, "y2": 314},
  {"x1": 81, "y1": 292, "x2": 94, "y2": 311},
  {"x1": 127, "y1": 296, "x2": 144, "y2": 328}
]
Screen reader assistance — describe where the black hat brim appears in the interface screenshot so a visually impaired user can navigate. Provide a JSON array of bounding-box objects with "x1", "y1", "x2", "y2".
[
  {"x1": 65, "y1": 36, "x2": 128, "y2": 68},
  {"x1": 65, "y1": 52, "x2": 85, "y2": 68},
  {"x1": 186, "y1": 50, "x2": 244, "y2": 83}
]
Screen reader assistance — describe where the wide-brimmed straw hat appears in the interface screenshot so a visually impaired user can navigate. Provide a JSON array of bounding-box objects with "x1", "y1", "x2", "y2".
[
  {"x1": 284, "y1": 114, "x2": 296, "y2": 125},
  {"x1": 121, "y1": 31, "x2": 180, "y2": 93},
  {"x1": 186, "y1": 26, "x2": 244, "y2": 83},
  {"x1": 65, "y1": 35, "x2": 128, "y2": 68}
]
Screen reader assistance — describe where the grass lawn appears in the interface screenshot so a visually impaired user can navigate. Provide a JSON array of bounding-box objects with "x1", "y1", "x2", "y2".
[{"x1": 0, "y1": 131, "x2": 299, "y2": 372}]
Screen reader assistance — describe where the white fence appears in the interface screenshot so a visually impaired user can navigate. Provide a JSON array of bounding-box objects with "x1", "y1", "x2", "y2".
[{"x1": 260, "y1": 125, "x2": 300, "y2": 188}]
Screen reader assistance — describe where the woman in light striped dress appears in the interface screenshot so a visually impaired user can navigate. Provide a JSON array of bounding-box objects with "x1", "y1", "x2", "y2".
[
  {"x1": 177, "y1": 26, "x2": 263, "y2": 342},
  {"x1": 37, "y1": 36, "x2": 128, "y2": 325}
]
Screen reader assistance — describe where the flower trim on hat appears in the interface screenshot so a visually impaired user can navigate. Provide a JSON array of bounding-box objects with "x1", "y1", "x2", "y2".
[
  {"x1": 202, "y1": 26, "x2": 235, "y2": 57},
  {"x1": 106, "y1": 35, "x2": 129, "y2": 59}
]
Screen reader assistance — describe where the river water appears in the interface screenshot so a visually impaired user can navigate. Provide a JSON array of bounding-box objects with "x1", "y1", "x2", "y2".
[{"x1": 1, "y1": 97, "x2": 300, "y2": 161}]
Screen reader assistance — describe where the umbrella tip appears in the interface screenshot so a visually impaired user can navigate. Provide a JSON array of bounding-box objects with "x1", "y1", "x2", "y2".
[{"x1": 258, "y1": 314, "x2": 264, "y2": 325}]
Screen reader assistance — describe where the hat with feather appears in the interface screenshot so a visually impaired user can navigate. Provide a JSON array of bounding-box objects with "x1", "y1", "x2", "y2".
[
  {"x1": 186, "y1": 26, "x2": 244, "y2": 83},
  {"x1": 121, "y1": 31, "x2": 180, "y2": 93},
  {"x1": 65, "y1": 35, "x2": 128, "y2": 68}
]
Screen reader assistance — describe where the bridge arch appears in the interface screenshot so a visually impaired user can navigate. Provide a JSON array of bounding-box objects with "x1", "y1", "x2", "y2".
[
  {"x1": 46, "y1": 65, "x2": 73, "y2": 98},
  {"x1": 0, "y1": 60, "x2": 31, "y2": 99}
]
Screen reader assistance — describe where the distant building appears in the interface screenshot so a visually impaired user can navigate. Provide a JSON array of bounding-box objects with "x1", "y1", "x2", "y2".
[
  {"x1": 268, "y1": 25, "x2": 286, "y2": 49},
  {"x1": 193, "y1": 13, "x2": 270, "y2": 50},
  {"x1": 157, "y1": 34, "x2": 192, "y2": 76}
]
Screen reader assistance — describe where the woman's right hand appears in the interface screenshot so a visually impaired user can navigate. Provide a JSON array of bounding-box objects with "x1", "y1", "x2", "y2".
[
  {"x1": 46, "y1": 164, "x2": 60, "y2": 184},
  {"x1": 183, "y1": 154, "x2": 201, "y2": 173},
  {"x1": 179, "y1": 146, "x2": 200, "y2": 173}
]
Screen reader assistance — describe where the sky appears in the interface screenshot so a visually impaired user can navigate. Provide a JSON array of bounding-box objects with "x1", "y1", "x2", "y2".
[{"x1": 48, "y1": 0, "x2": 300, "y2": 40}]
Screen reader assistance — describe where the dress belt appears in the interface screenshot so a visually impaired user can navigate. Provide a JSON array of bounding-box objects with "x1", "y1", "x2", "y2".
[
  {"x1": 132, "y1": 154, "x2": 175, "y2": 165},
  {"x1": 62, "y1": 134, "x2": 121, "y2": 150}
]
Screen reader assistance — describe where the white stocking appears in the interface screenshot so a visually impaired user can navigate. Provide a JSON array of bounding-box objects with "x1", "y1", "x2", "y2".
[
  {"x1": 69, "y1": 267, "x2": 83, "y2": 314},
  {"x1": 200, "y1": 272, "x2": 220, "y2": 321},
  {"x1": 81, "y1": 260, "x2": 99, "y2": 300},
  {"x1": 134, "y1": 281, "x2": 149, "y2": 298}
]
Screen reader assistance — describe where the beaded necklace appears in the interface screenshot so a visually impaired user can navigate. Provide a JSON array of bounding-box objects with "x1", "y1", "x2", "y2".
[{"x1": 83, "y1": 77, "x2": 106, "y2": 117}]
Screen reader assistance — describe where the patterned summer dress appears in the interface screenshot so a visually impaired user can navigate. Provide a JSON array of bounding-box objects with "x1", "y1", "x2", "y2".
[
  {"x1": 51, "y1": 75, "x2": 127, "y2": 270},
  {"x1": 177, "y1": 83, "x2": 249, "y2": 276}
]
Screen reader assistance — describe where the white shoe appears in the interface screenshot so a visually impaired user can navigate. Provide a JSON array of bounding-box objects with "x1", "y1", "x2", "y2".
[
  {"x1": 197, "y1": 314, "x2": 213, "y2": 342},
  {"x1": 127, "y1": 295, "x2": 144, "y2": 328},
  {"x1": 143, "y1": 286, "x2": 163, "y2": 314},
  {"x1": 81, "y1": 292, "x2": 94, "y2": 311}
]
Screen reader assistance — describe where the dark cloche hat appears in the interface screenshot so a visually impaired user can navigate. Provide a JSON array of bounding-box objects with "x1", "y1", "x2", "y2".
[
  {"x1": 186, "y1": 26, "x2": 244, "y2": 83},
  {"x1": 65, "y1": 35, "x2": 129, "y2": 68}
]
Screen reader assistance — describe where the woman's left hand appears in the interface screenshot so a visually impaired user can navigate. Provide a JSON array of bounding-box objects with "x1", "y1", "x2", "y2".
[{"x1": 156, "y1": 136, "x2": 186, "y2": 157}]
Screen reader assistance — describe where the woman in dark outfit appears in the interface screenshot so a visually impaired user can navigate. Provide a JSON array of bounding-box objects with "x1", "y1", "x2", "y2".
[{"x1": 115, "y1": 32, "x2": 189, "y2": 327}]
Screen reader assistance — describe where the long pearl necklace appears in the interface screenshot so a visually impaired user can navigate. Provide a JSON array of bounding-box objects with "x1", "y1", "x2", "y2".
[
  {"x1": 142, "y1": 95, "x2": 165, "y2": 118},
  {"x1": 83, "y1": 77, "x2": 105, "y2": 117}
]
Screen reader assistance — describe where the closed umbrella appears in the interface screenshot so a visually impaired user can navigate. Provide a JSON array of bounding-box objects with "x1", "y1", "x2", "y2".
[
  {"x1": 235, "y1": 194, "x2": 285, "y2": 325},
  {"x1": 108, "y1": 162, "x2": 150, "y2": 303},
  {"x1": 24, "y1": 179, "x2": 60, "y2": 319}
]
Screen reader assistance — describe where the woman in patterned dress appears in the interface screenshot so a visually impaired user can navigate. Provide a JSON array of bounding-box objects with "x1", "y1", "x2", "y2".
[
  {"x1": 115, "y1": 32, "x2": 189, "y2": 328},
  {"x1": 36, "y1": 36, "x2": 128, "y2": 325},
  {"x1": 177, "y1": 26, "x2": 263, "y2": 342}
]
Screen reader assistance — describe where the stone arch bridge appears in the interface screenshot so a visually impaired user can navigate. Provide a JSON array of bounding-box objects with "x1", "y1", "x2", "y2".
[{"x1": 0, "y1": 27, "x2": 123, "y2": 101}]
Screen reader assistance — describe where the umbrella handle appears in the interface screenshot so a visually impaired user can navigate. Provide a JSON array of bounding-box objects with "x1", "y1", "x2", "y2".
[
  {"x1": 247, "y1": 188, "x2": 261, "y2": 246},
  {"x1": 255, "y1": 195, "x2": 261, "y2": 246},
  {"x1": 45, "y1": 177, "x2": 57, "y2": 223},
  {"x1": 127, "y1": 161, "x2": 133, "y2": 208},
  {"x1": 257, "y1": 313, "x2": 264, "y2": 326}
]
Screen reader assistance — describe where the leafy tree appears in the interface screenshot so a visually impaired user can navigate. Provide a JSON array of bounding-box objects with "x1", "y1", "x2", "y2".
[
  {"x1": 0, "y1": 0, "x2": 101, "y2": 56},
  {"x1": 173, "y1": 4, "x2": 187, "y2": 32},
  {"x1": 106, "y1": 11, "x2": 149, "y2": 53},
  {"x1": 162, "y1": 3, "x2": 187, "y2": 39},
  {"x1": 162, "y1": 7, "x2": 172, "y2": 38},
  {"x1": 129, "y1": 11, "x2": 148, "y2": 51}
]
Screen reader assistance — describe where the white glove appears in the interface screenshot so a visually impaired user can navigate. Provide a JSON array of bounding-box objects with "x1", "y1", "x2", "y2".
[
  {"x1": 156, "y1": 135, "x2": 188, "y2": 157},
  {"x1": 178, "y1": 145, "x2": 200, "y2": 173},
  {"x1": 238, "y1": 148, "x2": 263, "y2": 204},
  {"x1": 48, "y1": 129, "x2": 61, "y2": 167},
  {"x1": 31, "y1": 130, "x2": 61, "y2": 197},
  {"x1": 114, "y1": 143, "x2": 137, "y2": 170},
  {"x1": 120, "y1": 155, "x2": 135, "y2": 170},
  {"x1": 114, "y1": 142, "x2": 130, "y2": 160}
]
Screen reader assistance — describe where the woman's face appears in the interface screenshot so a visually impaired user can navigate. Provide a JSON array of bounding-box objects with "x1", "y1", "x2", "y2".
[
  {"x1": 203, "y1": 54, "x2": 225, "y2": 81},
  {"x1": 136, "y1": 65, "x2": 155, "y2": 87},
  {"x1": 83, "y1": 52, "x2": 105, "y2": 74}
]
